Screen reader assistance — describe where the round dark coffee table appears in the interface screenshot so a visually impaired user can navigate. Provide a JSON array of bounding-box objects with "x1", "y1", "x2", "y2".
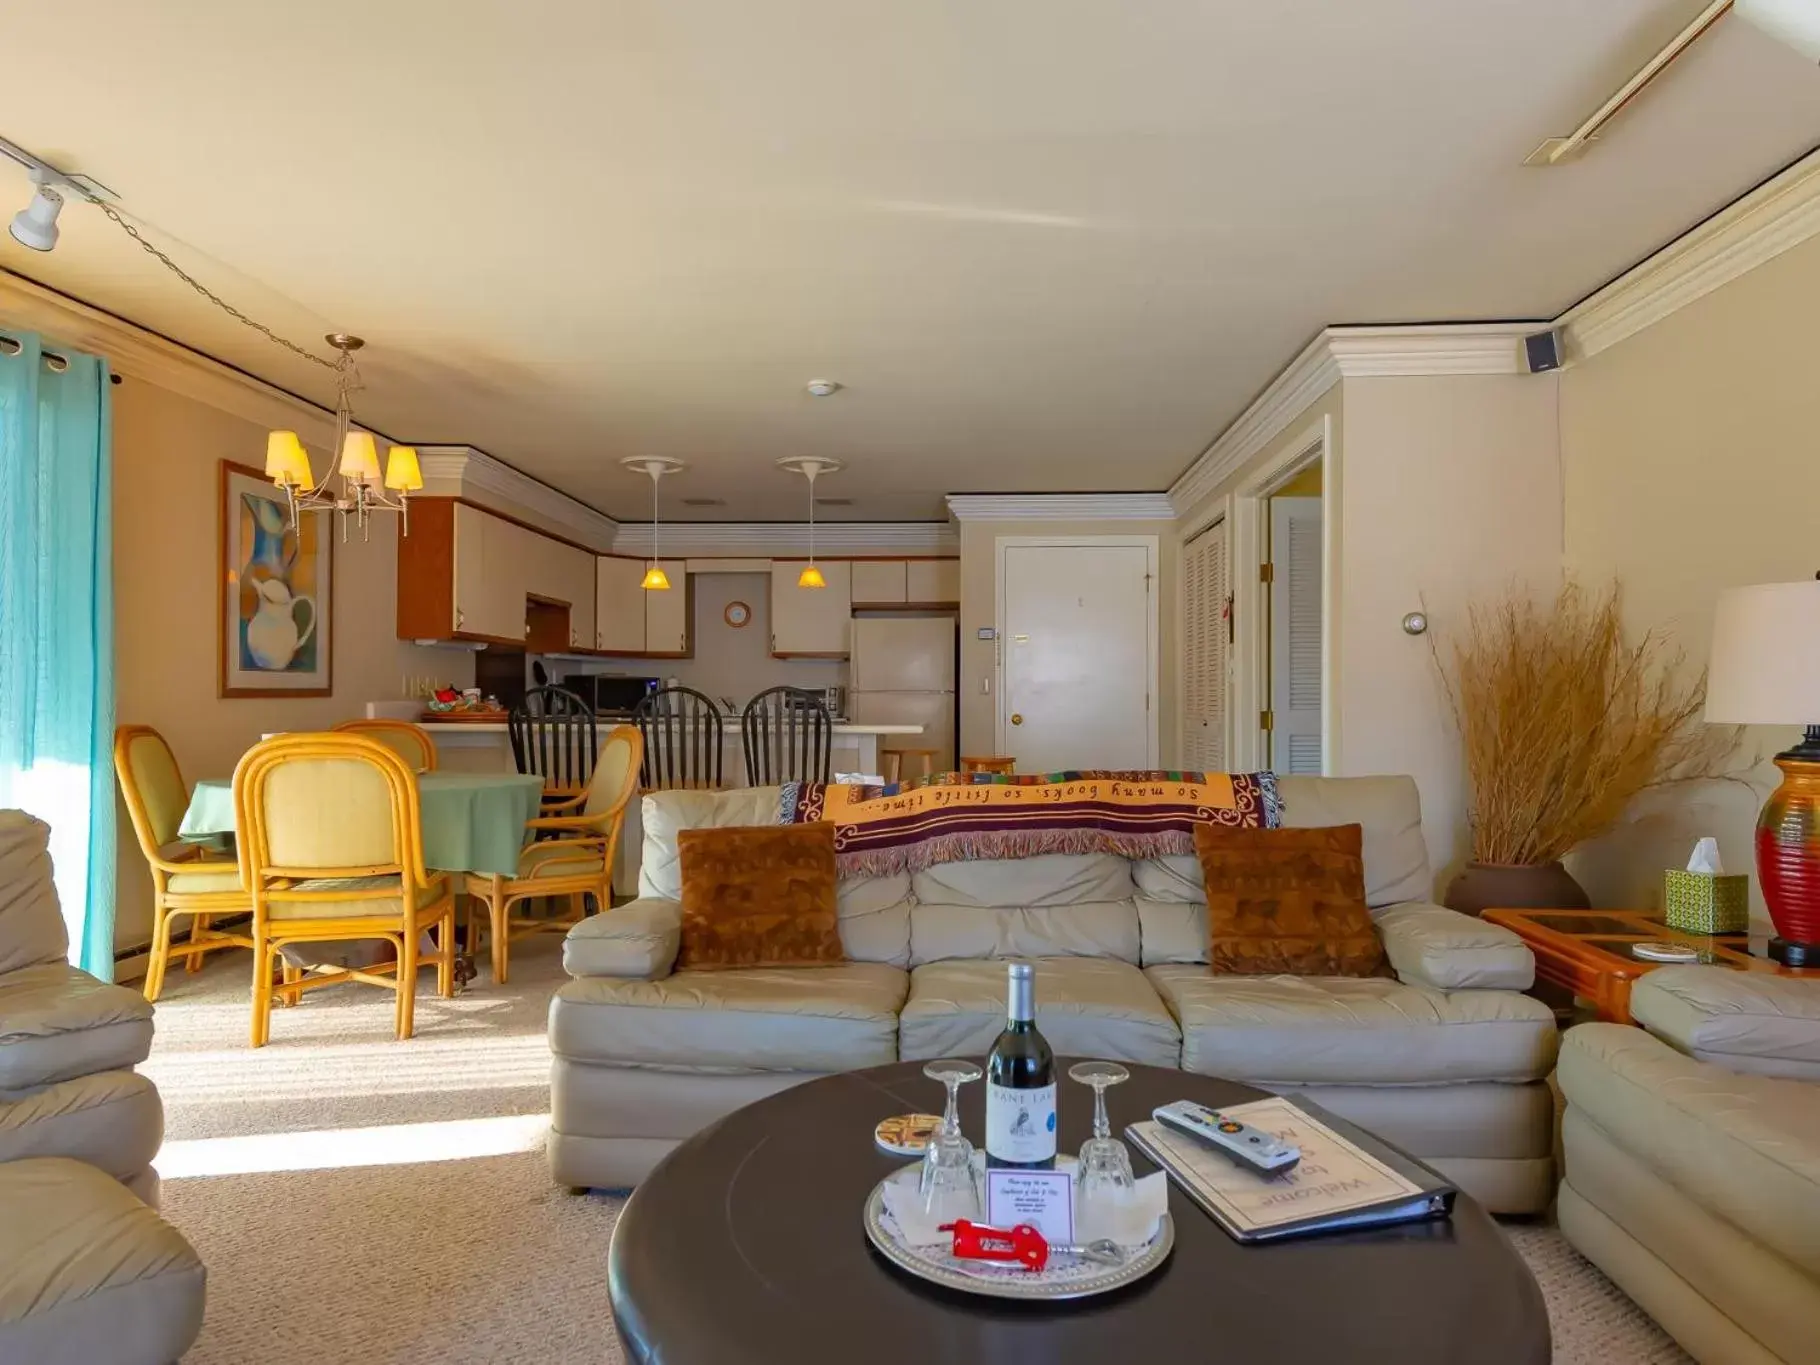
[{"x1": 608, "y1": 1060, "x2": 1550, "y2": 1364}]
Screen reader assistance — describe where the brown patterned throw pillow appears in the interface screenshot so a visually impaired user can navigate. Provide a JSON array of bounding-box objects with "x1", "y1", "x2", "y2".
[
  {"x1": 676, "y1": 823, "x2": 845, "y2": 971},
  {"x1": 1193, "y1": 824, "x2": 1388, "y2": 977}
]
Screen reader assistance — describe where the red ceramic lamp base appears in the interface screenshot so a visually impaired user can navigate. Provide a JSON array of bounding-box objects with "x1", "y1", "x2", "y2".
[{"x1": 1757, "y1": 741, "x2": 1820, "y2": 968}]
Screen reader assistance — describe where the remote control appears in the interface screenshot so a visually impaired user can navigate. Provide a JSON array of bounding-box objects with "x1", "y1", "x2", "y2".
[{"x1": 1153, "y1": 1100, "x2": 1301, "y2": 1176}]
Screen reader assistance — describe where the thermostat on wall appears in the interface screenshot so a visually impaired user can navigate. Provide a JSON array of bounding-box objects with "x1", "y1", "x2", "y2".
[{"x1": 976, "y1": 627, "x2": 997, "y2": 640}]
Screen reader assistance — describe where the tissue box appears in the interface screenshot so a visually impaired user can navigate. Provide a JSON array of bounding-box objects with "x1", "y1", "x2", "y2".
[{"x1": 1662, "y1": 870, "x2": 1749, "y2": 935}]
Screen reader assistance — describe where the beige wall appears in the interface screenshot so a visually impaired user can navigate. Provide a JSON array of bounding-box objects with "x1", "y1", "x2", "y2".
[
  {"x1": 958, "y1": 519, "x2": 1179, "y2": 758},
  {"x1": 1560, "y1": 232, "x2": 1820, "y2": 916},
  {"x1": 1338, "y1": 374, "x2": 1563, "y2": 882},
  {"x1": 111, "y1": 377, "x2": 472, "y2": 950}
]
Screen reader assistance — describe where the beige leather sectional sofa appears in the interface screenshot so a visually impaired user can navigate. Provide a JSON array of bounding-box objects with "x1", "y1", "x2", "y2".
[
  {"x1": 1559, "y1": 968, "x2": 1820, "y2": 1364},
  {"x1": 549, "y1": 775, "x2": 1560, "y2": 1212},
  {"x1": 0, "y1": 811, "x2": 204, "y2": 1365}
]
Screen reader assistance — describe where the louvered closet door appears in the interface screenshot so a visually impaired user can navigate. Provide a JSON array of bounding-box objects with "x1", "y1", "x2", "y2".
[
  {"x1": 1269, "y1": 497, "x2": 1323, "y2": 775},
  {"x1": 1182, "y1": 519, "x2": 1229, "y2": 773}
]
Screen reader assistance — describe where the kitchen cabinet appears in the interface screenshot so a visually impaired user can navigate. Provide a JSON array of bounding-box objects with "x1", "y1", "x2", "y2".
[
  {"x1": 398, "y1": 497, "x2": 599, "y2": 647},
  {"x1": 906, "y1": 558, "x2": 960, "y2": 605},
  {"x1": 456, "y1": 502, "x2": 529, "y2": 642},
  {"x1": 644, "y1": 561, "x2": 691, "y2": 656},
  {"x1": 595, "y1": 557, "x2": 648, "y2": 653},
  {"x1": 528, "y1": 537, "x2": 596, "y2": 651},
  {"x1": 851, "y1": 560, "x2": 908, "y2": 605},
  {"x1": 771, "y1": 560, "x2": 852, "y2": 655}
]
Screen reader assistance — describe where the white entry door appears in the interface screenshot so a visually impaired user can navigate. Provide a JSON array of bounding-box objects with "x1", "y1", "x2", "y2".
[
  {"x1": 1268, "y1": 497, "x2": 1323, "y2": 774},
  {"x1": 1000, "y1": 540, "x2": 1155, "y2": 772}
]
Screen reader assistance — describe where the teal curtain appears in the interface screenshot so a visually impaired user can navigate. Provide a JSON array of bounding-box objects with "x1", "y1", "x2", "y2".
[{"x1": 0, "y1": 331, "x2": 116, "y2": 979}]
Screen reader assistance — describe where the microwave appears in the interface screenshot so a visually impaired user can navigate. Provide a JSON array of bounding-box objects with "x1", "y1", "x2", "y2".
[{"x1": 563, "y1": 674, "x2": 661, "y2": 715}]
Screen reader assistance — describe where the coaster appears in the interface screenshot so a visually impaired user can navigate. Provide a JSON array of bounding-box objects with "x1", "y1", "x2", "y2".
[
  {"x1": 1632, "y1": 941, "x2": 1700, "y2": 963},
  {"x1": 875, "y1": 1114, "x2": 942, "y2": 1156}
]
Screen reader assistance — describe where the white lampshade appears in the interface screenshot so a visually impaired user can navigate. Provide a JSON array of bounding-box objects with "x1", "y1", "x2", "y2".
[
  {"x1": 339, "y1": 431, "x2": 381, "y2": 484},
  {"x1": 1704, "y1": 581, "x2": 1820, "y2": 725},
  {"x1": 383, "y1": 444, "x2": 423, "y2": 491},
  {"x1": 263, "y1": 430, "x2": 311, "y2": 488}
]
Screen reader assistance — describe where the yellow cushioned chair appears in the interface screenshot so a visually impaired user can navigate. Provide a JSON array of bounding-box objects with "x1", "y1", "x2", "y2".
[
  {"x1": 330, "y1": 718, "x2": 439, "y2": 771},
  {"x1": 113, "y1": 724, "x2": 254, "y2": 1002},
  {"x1": 234, "y1": 732, "x2": 458, "y2": 1045},
  {"x1": 467, "y1": 725, "x2": 642, "y2": 985}
]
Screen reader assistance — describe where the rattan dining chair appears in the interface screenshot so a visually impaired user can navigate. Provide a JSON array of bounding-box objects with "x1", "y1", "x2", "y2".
[
  {"x1": 466, "y1": 725, "x2": 643, "y2": 984},
  {"x1": 741, "y1": 687, "x2": 833, "y2": 785},
  {"x1": 233, "y1": 732, "x2": 458, "y2": 1045},
  {"x1": 633, "y1": 686, "x2": 724, "y2": 790},
  {"x1": 113, "y1": 724, "x2": 255, "y2": 1002},
  {"x1": 509, "y1": 685, "x2": 599, "y2": 804},
  {"x1": 331, "y1": 718, "x2": 439, "y2": 771}
]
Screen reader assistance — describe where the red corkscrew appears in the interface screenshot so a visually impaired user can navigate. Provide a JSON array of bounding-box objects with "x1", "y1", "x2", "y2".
[{"x1": 939, "y1": 1219, "x2": 1050, "y2": 1272}]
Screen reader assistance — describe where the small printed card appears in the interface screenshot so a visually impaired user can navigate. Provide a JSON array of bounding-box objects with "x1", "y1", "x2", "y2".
[{"x1": 985, "y1": 1168, "x2": 1074, "y2": 1244}]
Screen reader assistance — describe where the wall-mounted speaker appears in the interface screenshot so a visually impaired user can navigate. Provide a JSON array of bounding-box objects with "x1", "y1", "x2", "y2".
[{"x1": 1524, "y1": 328, "x2": 1564, "y2": 374}]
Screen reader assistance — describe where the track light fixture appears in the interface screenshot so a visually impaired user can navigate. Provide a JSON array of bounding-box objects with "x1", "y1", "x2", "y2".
[{"x1": 9, "y1": 172, "x2": 63, "y2": 252}]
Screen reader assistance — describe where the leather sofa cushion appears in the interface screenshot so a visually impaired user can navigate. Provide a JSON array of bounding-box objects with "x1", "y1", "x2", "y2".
[
  {"x1": 1135, "y1": 774, "x2": 1431, "y2": 910},
  {"x1": 1145, "y1": 964, "x2": 1558, "y2": 1084},
  {"x1": 1558, "y1": 1022, "x2": 1820, "y2": 1278},
  {"x1": 0, "y1": 1157, "x2": 204, "y2": 1365},
  {"x1": 549, "y1": 962, "x2": 906, "y2": 1071},
  {"x1": 676, "y1": 824, "x2": 843, "y2": 971},
  {"x1": 912, "y1": 854, "x2": 1135, "y2": 909},
  {"x1": 898, "y1": 958, "x2": 1181, "y2": 1067},
  {"x1": 1136, "y1": 897, "x2": 1207, "y2": 966},
  {"x1": 564, "y1": 899, "x2": 683, "y2": 978},
  {"x1": 639, "y1": 787, "x2": 783, "y2": 900},
  {"x1": 0, "y1": 811, "x2": 67, "y2": 975},
  {"x1": 911, "y1": 902, "x2": 1140, "y2": 967},
  {"x1": 1372, "y1": 903, "x2": 1534, "y2": 991},
  {"x1": 0, "y1": 964, "x2": 154, "y2": 1090},
  {"x1": 0, "y1": 1071, "x2": 164, "y2": 1181},
  {"x1": 1631, "y1": 966, "x2": 1820, "y2": 1081}
]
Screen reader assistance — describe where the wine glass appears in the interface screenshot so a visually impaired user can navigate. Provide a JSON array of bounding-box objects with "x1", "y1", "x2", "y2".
[
  {"x1": 919, "y1": 1059, "x2": 984, "y2": 1223},
  {"x1": 1069, "y1": 1061, "x2": 1134, "y2": 1232}
]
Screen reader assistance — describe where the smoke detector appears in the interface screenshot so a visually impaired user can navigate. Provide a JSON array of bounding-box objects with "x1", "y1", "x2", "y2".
[{"x1": 805, "y1": 378, "x2": 842, "y2": 397}]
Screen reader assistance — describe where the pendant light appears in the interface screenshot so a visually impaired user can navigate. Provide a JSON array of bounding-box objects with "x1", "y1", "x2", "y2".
[
  {"x1": 777, "y1": 457, "x2": 842, "y2": 588},
  {"x1": 621, "y1": 456, "x2": 687, "y2": 589}
]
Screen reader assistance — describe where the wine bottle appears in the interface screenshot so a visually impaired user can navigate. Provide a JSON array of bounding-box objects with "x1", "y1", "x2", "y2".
[{"x1": 985, "y1": 961, "x2": 1057, "y2": 1169}]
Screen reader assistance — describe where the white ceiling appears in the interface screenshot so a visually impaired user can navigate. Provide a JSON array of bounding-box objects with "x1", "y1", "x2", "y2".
[{"x1": 3, "y1": 1, "x2": 1818, "y2": 521}]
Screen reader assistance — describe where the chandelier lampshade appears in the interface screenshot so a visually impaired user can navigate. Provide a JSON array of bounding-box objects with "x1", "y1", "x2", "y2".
[
  {"x1": 339, "y1": 431, "x2": 381, "y2": 485},
  {"x1": 264, "y1": 431, "x2": 314, "y2": 491},
  {"x1": 383, "y1": 445, "x2": 424, "y2": 492}
]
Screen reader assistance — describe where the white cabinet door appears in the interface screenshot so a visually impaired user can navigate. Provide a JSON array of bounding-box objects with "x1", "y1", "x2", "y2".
[
  {"x1": 906, "y1": 559, "x2": 960, "y2": 605},
  {"x1": 644, "y1": 560, "x2": 690, "y2": 655},
  {"x1": 851, "y1": 560, "x2": 907, "y2": 605},
  {"x1": 552, "y1": 542, "x2": 596, "y2": 650},
  {"x1": 1182, "y1": 518, "x2": 1229, "y2": 773},
  {"x1": 484, "y1": 515, "x2": 532, "y2": 642},
  {"x1": 596, "y1": 557, "x2": 647, "y2": 654},
  {"x1": 451, "y1": 502, "x2": 489, "y2": 636},
  {"x1": 771, "y1": 561, "x2": 853, "y2": 654}
]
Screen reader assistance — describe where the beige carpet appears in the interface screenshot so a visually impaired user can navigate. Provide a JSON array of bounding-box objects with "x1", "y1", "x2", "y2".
[{"x1": 143, "y1": 938, "x2": 1689, "y2": 1364}]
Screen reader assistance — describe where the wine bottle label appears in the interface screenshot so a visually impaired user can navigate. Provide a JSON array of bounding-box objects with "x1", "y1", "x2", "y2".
[{"x1": 985, "y1": 1082, "x2": 1057, "y2": 1163}]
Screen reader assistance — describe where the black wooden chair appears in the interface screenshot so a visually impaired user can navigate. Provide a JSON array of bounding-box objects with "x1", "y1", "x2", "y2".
[
  {"x1": 508, "y1": 685, "x2": 599, "y2": 803},
  {"x1": 741, "y1": 687, "x2": 833, "y2": 786},
  {"x1": 633, "y1": 686, "x2": 725, "y2": 790}
]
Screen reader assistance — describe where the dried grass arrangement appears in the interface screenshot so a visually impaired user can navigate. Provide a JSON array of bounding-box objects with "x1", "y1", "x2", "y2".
[{"x1": 1438, "y1": 581, "x2": 1729, "y2": 866}]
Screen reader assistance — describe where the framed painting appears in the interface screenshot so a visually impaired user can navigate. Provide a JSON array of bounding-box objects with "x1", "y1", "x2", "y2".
[{"x1": 218, "y1": 460, "x2": 334, "y2": 697}]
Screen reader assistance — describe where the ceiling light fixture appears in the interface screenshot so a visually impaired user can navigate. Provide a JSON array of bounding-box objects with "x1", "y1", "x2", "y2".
[
  {"x1": 264, "y1": 335, "x2": 421, "y2": 540},
  {"x1": 622, "y1": 456, "x2": 686, "y2": 590},
  {"x1": 8, "y1": 171, "x2": 63, "y2": 252},
  {"x1": 777, "y1": 456, "x2": 842, "y2": 588},
  {"x1": 805, "y1": 379, "x2": 843, "y2": 397}
]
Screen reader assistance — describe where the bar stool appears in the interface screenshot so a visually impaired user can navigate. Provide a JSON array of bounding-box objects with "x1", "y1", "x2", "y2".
[
  {"x1": 960, "y1": 755, "x2": 1016, "y2": 775},
  {"x1": 881, "y1": 748, "x2": 941, "y2": 784}
]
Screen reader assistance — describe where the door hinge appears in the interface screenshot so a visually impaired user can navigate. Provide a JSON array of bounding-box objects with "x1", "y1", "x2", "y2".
[
  {"x1": 1259, "y1": 563, "x2": 1274, "y2": 584},
  {"x1": 1260, "y1": 709, "x2": 1274, "y2": 732}
]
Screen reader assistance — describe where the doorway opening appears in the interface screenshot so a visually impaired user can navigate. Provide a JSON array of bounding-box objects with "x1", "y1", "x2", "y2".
[{"x1": 1263, "y1": 463, "x2": 1323, "y2": 774}]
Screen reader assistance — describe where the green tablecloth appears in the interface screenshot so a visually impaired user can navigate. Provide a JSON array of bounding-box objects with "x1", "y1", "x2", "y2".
[{"x1": 178, "y1": 773, "x2": 546, "y2": 877}]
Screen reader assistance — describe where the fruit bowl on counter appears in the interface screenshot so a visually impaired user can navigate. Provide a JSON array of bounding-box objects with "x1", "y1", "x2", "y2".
[{"x1": 421, "y1": 688, "x2": 508, "y2": 723}]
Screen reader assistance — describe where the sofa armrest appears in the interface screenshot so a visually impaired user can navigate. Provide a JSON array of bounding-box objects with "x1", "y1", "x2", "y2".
[
  {"x1": 1372, "y1": 902, "x2": 1534, "y2": 991},
  {"x1": 562, "y1": 898, "x2": 681, "y2": 980},
  {"x1": 1631, "y1": 966, "x2": 1820, "y2": 1082}
]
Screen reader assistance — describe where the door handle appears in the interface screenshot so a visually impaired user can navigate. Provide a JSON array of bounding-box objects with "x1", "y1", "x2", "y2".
[{"x1": 1011, "y1": 713, "x2": 1024, "y2": 726}]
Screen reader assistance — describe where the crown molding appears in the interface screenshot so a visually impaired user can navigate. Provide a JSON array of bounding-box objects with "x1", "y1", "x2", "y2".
[
  {"x1": 416, "y1": 445, "x2": 618, "y2": 551},
  {"x1": 1167, "y1": 323, "x2": 1530, "y2": 514},
  {"x1": 0, "y1": 267, "x2": 344, "y2": 444},
  {"x1": 943, "y1": 493, "x2": 1177, "y2": 522},
  {"x1": 1559, "y1": 147, "x2": 1820, "y2": 362},
  {"x1": 613, "y1": 521, "x2": 957, "y2": 557}
]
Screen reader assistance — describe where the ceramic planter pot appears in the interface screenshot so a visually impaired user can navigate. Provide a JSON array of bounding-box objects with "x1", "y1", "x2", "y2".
[{"x1": 1444, "y1": 860, "x2": 1590, "y2": 918}]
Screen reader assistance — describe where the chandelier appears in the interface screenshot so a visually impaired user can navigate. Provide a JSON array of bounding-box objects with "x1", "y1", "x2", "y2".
[{"x1": 263, "y1": 334, "x2": 422, "y2": 539}]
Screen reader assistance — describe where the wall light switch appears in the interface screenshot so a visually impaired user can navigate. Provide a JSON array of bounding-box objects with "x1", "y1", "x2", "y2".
[{"x1": 981, "y1": 677, "x2": 991, "y2": 695}]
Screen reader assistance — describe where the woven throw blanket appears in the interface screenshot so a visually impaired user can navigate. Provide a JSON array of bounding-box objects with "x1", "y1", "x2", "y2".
[{"x1": 780, "y1": 771, "x2": 1280, "y2": 877}]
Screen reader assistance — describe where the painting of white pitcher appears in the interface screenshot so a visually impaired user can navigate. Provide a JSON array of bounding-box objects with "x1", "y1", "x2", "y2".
[{"x1": 220, "y1": 461, "x2": 334, "y2": 697}]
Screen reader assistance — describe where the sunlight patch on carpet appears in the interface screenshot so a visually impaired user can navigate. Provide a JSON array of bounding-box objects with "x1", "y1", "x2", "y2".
[{"x1": 157, "y1": 1112, "x2": 551, "y2": 1178}]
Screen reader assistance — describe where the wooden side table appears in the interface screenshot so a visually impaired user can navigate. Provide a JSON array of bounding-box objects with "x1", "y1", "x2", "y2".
[{"x1": 1482, "y1": 908, "x2": 1813, "y2": 1025}]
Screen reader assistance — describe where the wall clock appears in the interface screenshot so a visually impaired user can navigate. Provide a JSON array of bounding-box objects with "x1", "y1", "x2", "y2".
[{"x1": 724, "y1": 601, "x2": 752, "y2": 628}]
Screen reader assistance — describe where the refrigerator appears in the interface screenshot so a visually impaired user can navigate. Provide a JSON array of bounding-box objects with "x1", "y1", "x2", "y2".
[{"x1": 849, "y1": 616, "x2": 958, "y2": 772}]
